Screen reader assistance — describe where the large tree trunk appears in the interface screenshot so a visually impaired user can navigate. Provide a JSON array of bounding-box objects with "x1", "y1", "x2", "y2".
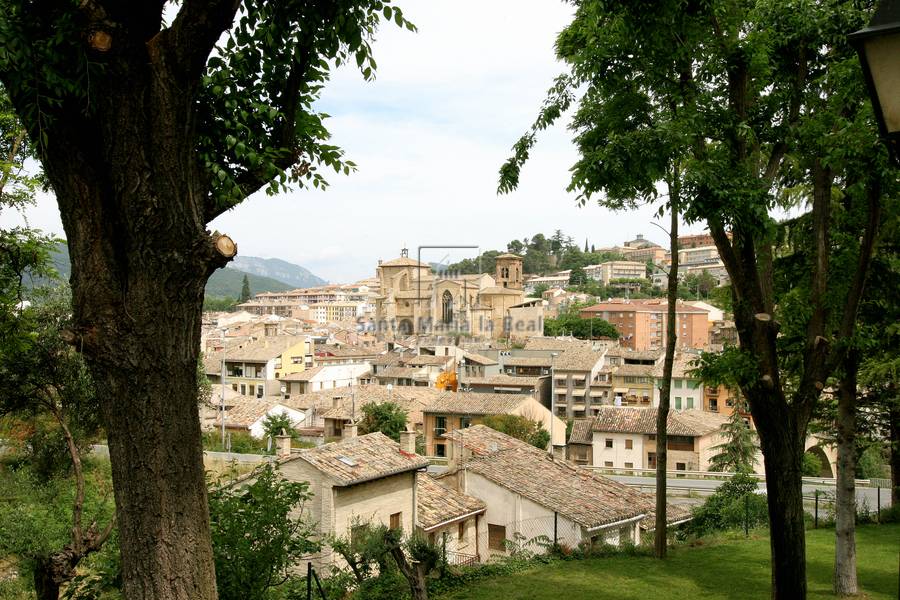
[
  {"x1": 32, "y1": 558, "x2": 60, "y2": 600},
  {"x1": 833, "y1": 351, "x2": 858, "y2": 595},
  {"x1": 654, "y1": 178, "x2": 679, "y2": 558},
  {"x1": 30, "y1": 45, "x2": 225, "y2": 600},
  {"x1": 753, "y1": 406, "x2": 807, "y2": 600}
]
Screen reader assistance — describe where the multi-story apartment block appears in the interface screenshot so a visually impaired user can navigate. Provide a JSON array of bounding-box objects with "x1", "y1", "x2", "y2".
[
  {"x1": 570, "y1": 406, "x2": 730, "y2": 472},
  {"x1": 579, "y1": 299, "x2": 709, "y2": 351},
  {"x1": 310, "y1": 302, "x2": 364, "y2": 324},
  {"x1": 584, "y1": 260, "x2": 648, "y2": 285},
  {"x1": 222, "y1": 334, "x2": 313, "y2": 398}
]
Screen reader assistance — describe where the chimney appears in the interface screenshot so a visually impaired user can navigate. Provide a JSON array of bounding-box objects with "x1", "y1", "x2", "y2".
[
  {"x1": 343, "y1": 423, "x2": 358, "y2": 440},
  {"x1": 275, "y1": 430, "x2": 292, "y2": 458},
  {"x1": 399, "y1": 429, "x2": 416, "y2": 454},
  {"x1": 332, "y1": 396, "x2": 341, "y2": 409}
]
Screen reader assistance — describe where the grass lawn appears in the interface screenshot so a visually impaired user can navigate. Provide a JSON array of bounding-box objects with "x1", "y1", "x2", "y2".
[{"x1": 438, "y1": 524, "x2": 900, "y2": 600}]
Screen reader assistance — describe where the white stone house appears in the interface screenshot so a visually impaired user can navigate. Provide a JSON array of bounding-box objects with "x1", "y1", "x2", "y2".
[
  {"x1": 587, "y1": 406, "x2": 730, "y2": 472},
  {"x1": 439, "y1": 426, "x2": 672, "y2": 560},
  {"x1": 278, "y1": 432, "x2": 430, "y2": 570}
]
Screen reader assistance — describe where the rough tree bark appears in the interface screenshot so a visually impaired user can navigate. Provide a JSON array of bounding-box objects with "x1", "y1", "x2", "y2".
[
  {"x1": 889, "y1": 393, "x2": 900, "y2": 505},
  {"x1": 2, "y1": 5, "x2": 242, "y2": 598},
  {"x1": 833, "y1": 350, "x2": 859, "y2": 595},
  {"x1": 388, "y1": 542, "x2": 429, "y2": 600},
  {"x1": 654, "y1": 177, "x2": 679, "y2": 558},
  {"x1": 707, "y1": 163, "x2": 879, "y2": 600}
]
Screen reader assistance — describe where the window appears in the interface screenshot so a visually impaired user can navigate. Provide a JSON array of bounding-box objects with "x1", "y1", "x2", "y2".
[
  {"x1": 441, "y1": 290, "x2": 454, "y2": 324},
  {"x1": 674, "y1": 397, "x2": 682, "y2": 410},
  {"x1": 488, "y1": 524, "x2": 506, "y2": 551},
  {"x1": 674, "y1": 379, "x2": 683, "y2": 389},
  {"x1": 709, "y1": 398, "x2": 718, "y2": 412},
  {"x1": 605, "y1": 438, "x2": 613, "y2": 449},
  {"x1": 435, "y1": 416, "x2": 447, "y2": 436},
  {"x1": 625, "y1": 439, "x2": 633, "y2": 450},
  {"x1": 390, "y1": 512, "x2": 402, "y2": 531},
  {"x1": 459, "y1": 416, "x2": 472, "y2": 429},
  {"x1": 686, "y1": 398, "x2": 694, "y2": 409},
  {"x1": 624, "y1": 462, "x2": 633, "y2": 469},
  {"x1": 676, "y1": 462, "x2": 687, "y2": 471},
  {"x1": 647, "y1": 452, "x2": 657, "y2": 468},
  {"x1": 239, "y1": 383, "x2": 246, "y2": 395},
  {"x1": 435, "y1": 443, "x2": 446, "y2": 457},
  {"x1": 604, "y1": 461, "x2": 613, "y2": 467},
  {"x1": 458, "y1": 521, "x2": 466, "y2": 541},
  {"x1": 256, "y1": 385, "x2": 264, "y2": 398}
]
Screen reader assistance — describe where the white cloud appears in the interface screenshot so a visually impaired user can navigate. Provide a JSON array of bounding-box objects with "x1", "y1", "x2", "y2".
[{"x1": 3, "y1": 0, "x2": 710, "y2": 284}]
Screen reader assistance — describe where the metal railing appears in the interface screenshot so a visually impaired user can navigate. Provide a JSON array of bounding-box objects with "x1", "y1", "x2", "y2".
[
  {"x1": 445, "y1": 550, "x2": 479, "y2": 567},
  {"x1": 586, "y1": 465, "x2": 877, "y2": 487}
]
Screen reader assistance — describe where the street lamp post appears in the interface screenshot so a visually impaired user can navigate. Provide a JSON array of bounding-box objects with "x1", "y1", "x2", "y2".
[{"x1": 849, "y1": 0, "x2": 900, "y2": 164}]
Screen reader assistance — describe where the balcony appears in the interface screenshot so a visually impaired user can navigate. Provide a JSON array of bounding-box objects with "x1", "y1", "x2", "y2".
[{"x1": 433, "y1": 427, "x2": 446, "y2": 437}]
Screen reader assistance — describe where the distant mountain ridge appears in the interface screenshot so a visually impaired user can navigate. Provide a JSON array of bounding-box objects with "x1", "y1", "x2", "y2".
[
  {"x1": 46, "y1": 243, "x2": 324, "y2": 298},
  {"x1": 227, "y1": 256, "x2": 327, "y2": 289}
]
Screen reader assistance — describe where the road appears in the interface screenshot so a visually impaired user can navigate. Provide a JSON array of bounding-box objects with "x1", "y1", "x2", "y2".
[{"x1": 609, "y1": 475, "x2": 893, "y2": 511}]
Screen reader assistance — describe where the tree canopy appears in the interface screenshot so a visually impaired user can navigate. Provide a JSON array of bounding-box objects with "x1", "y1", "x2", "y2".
[{"x1": 498, "y1": 1, "x2": 894, "y2": 596}]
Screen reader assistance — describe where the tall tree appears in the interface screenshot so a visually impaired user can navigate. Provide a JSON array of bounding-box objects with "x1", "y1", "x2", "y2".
[
  {"x1": 0, "y1": 3, "x2": 413, "y2": 598},
  {"x1": 708, "y1": 398, "x2": 759, "y2": 473},
  {"x1": 654, "y1": 185, "x2": 678, "y2": 558},
  {"x1": 498, "y1": 2, "x2": 892, "y2": 596},
  {"x1": 239, "y1": 274, "x2": 251, "y2": 303}
]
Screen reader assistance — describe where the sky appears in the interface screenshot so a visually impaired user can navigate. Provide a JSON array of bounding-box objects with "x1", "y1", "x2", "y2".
[{"x1": 4, "y1": 0, "x2": 711, "y2": 283}]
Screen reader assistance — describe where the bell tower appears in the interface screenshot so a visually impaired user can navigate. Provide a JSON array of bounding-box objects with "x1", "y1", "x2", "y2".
[{"x1": 495, "y1": 254, "x2": 524, "y2": 289}]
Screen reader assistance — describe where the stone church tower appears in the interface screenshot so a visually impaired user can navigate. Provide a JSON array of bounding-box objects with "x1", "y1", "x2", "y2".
[{"x1": 494, "y1": 253, "x2": 524, "y2": 290}]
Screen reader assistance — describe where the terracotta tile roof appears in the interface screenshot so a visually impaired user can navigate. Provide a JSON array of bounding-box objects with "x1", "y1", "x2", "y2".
[
  {"x1": 289, "y1": 432, "x2": 429, "y2": 486},
  {"x1": 223, "y1": 397, "x2": 283, "y2": 428},
  {"x1": 402, "y1": 355, "x2": 453, "y2": 367},
  {"x1": 650, "y1": 352, "x2": 702, "y2": 379},
  {"x1": 371, "y1": 354, "x2": 403, "y2": 367},
  {"x1": 224, "y1": 336, "x2": 306, "y2": 362},
  {"x1": 621, "y1": 348, "x2": 664, "y2": 361},
  {"x1": 503, "y1": 356, "x2": 553, "y2": 367},
  {"x1": 459, "y1": 428, "x2": 649, "y2": 528},
  {"x1": 416, "y1": 474, "x2": 486, "y2": 531},
  {"x1": 523, "y1": 337, "x2": 592, "y2": 352},
  {"x1": 443, "y1": 424, "x2": 525, "y2": 456},
  {"x1": 424, "y1": 393, "x2": 534, "y2": 416},
  {"x1": 669, "y1": 409, "x2": 730, "y2": 436},
  {"x1": 553, "y1": 349, "x2": 603, "y2": 371},
  {"x1": 203, "y1": 353, "x2": 223, "y2": 375},
  {"x1": 568, "y1": 418, "x2": 594, "y2": 445},
  {"x1": 462, "y1": 352, "x2": 498, "y2": 366},
  {"x1": 612, "y1": 364, "x2": 655, "y2": 378},
  {"x1": 297, "y1": 384, "x2": 447, "y2": 425},
  {"x1": 641, "y1": 503, "x2": 694, "y2": 531},
  {"x1": 375, "y1": 366, "x2": 426, "y2": 380},
  {"x1": 591, "y1": 406, "x2": 728, "y2": 437},
  {"x1": 279, "y1": 366, "x2": 324, "y2": 381},
  {"x1": 495, "y1": 253, "x2": 523, "y2": 260},
  {"x1": 317, "y1": 344, "x2": 378, "y2": 358},
  {"x1": 462, "y1": 375, "x2": 543, "y2": 387},
  {"x1": 581, "y1": 300, "x2": 709, "y2": 314}
]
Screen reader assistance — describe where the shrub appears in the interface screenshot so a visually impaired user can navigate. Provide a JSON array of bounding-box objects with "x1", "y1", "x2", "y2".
[
  {"x1": 802, "y1": 452, "x2": 823, "y2": 477},
  {"x1": 208, "y1": 464, "x2": 319, "y2": 600},
  {"x1": 686, "y1": 472, "x2": 768, "y2": 536}
]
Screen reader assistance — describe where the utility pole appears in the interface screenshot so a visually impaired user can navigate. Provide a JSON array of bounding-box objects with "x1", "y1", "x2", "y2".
[{"x1": 220, "y1": 330, "x2": 227, "y2": 445}]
